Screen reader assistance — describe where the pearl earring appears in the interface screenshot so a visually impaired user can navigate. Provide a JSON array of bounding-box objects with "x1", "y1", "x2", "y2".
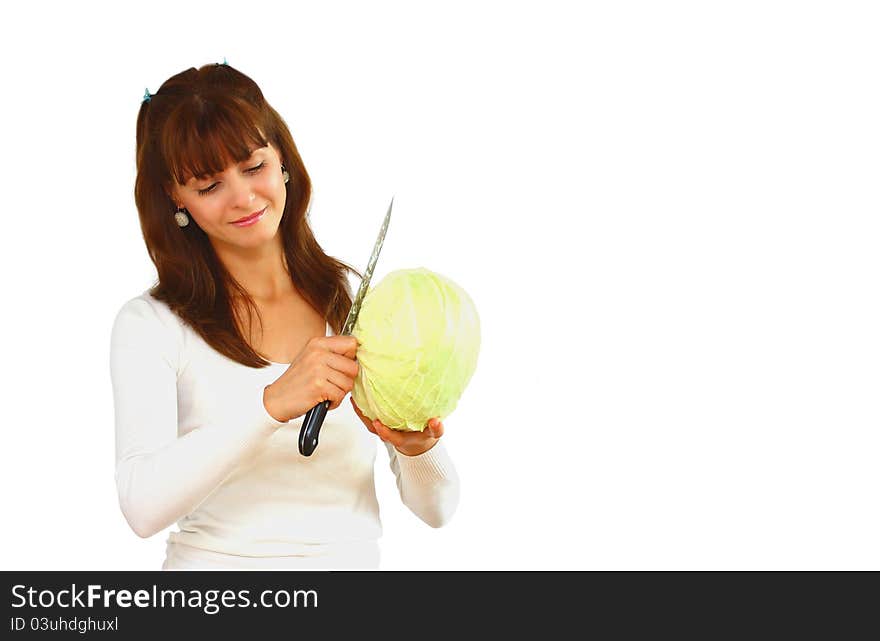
[
  {"x1": 281, "y1": 165, "x2": 290, "y2": 184},
  {"x1": 174, "y1": 206, "x2": 190, "y2": 228}
]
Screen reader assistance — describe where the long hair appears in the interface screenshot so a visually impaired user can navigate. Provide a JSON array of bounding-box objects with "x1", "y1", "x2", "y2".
[{"x1": 134, "y1": 62, "x2": 359, "y2": 367}]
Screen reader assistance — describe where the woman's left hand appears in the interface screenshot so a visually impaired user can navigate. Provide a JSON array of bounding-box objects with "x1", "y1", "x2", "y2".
[{"x1": 350, "y1": 397, "x2": 443, "y2": 456}]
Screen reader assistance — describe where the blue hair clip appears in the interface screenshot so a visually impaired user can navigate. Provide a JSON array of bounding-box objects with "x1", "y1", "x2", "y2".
[
  {"x1": 220, "y1": 57, "x2": 228, "y2": 66},
  {"x1": 142, "y1": 88, "x2": 152, "y2": 103}
]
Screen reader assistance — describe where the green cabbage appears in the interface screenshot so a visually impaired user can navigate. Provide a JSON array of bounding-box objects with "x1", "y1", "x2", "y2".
[{"x1": 351, "y1": 267, "x2": 481, "y2": 432}]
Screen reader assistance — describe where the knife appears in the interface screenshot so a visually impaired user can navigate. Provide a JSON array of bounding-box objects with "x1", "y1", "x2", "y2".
[{"x1": 298, "y1": 197, "x2": 393, "y2": 456}]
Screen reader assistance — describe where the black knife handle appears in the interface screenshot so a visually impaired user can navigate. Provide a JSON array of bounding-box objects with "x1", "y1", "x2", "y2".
[{"x1": 298, "y1": 400, "x2": 330, "y2": 456}]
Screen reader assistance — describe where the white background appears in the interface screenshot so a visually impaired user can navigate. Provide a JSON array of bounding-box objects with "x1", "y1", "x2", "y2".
[{"x1": 1, "y1": 0, "x2": 877, "y2": 570}]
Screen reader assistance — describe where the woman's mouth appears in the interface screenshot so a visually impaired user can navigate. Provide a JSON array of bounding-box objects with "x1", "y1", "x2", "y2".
[{"x1": 230, "y1": 207, "x2": 267, "y2": 227}]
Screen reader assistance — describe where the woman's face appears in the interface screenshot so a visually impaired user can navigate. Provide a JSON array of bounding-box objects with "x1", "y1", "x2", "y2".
[{"x1": 170, "y1": 142, "x2": 287, "y2": 252}]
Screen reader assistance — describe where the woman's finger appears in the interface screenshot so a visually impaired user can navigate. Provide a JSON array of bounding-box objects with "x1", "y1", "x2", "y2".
[
  {"x1": 349, "y1": 397, "x2": 376, "y2": 433},
  {"x1": 428, "y1": 419, "x2": 444, "y2": 439},
  {"x1": 349, "y1": 396, "x2": 363, "y2": 418},
  {"x1": 374, "y1": 420, "x2": 402, "y2": 445},
  {"x1": 327, "y1": 351, "x2": 359, "y2": 379},
  {"x1": 320, "y1": 335, "x2": 359, "y2": 359}
]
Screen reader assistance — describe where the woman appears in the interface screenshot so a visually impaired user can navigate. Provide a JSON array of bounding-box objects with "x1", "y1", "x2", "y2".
[{"x1": 110, "y1": 62, "x2": 460, "y2": 569}]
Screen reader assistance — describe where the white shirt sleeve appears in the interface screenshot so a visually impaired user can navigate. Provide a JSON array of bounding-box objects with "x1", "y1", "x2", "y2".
[
  {"x1": 110, "y1": 297, "x2": 285, "y2": 538},
  {"x1": 384, "y1": 440, "x2": 461, "y2": 528}
]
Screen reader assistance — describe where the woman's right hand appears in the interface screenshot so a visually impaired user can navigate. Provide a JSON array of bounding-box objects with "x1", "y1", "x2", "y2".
[{"x1": 262, "y1": 336, "x2": 359, "y2": 423}]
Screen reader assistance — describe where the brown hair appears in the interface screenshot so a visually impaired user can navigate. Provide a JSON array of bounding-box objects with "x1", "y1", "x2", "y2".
[{"x1": 134, "y1": 62, "x2": 359, "y2": 367}]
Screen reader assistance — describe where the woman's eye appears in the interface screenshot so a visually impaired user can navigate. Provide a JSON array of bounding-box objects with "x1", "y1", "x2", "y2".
[{"x1": 196, "y1": 163, "x2": 266, "y2": 196}]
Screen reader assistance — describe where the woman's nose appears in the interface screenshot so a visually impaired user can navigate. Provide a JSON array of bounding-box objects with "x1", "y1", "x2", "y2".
[{"x1": 228, "y1": 174, "x2": 257, "y2": 208}]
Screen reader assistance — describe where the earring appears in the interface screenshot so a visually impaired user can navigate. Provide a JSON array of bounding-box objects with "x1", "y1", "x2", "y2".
[
  {"x1": 174, "y1": 206, "x2": 190, "y2": 228},
  {"x1": 281, "y1": 165, "x2": 290, "y2": 184}
]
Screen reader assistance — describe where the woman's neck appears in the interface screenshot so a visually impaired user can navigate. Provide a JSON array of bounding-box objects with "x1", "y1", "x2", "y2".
[{"x1": 212, "y1": 235, "x2": 295, "y2": 303}]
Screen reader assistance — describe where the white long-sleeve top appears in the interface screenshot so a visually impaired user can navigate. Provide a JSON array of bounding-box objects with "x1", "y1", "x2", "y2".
[{"x1": 110, "y1": 292, "x2": 460, "y2": 569}]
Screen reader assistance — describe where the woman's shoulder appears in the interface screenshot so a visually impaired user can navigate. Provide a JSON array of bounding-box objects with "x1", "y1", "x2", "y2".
[
  {"x1": 115, "y1": 289, "x2": 182, "y2": 323},
  {"x1": 111, "y1": 289, "x2": 187, "y2": 346}
]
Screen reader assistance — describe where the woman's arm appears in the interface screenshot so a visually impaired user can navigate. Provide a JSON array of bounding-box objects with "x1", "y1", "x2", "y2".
[
  {"x1": 348, "y1": 398, "x2": 461, "y2": 527},
  {"x1": 383, "y1": 440, "x2": 460, "y2": 528},
  {"x1": 110, "y1": 298, "x2": 285, "y2": 538}
]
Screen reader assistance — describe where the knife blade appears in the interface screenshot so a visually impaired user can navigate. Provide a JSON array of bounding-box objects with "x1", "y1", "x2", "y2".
[{"x1": 298, "y1": 198, "x2": 393, "y2": 456}]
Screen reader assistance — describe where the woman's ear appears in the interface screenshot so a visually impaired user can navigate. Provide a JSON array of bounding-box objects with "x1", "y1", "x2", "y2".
[{"x1": 165, "y1": 185, "x2": 181, "y2": 208}]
